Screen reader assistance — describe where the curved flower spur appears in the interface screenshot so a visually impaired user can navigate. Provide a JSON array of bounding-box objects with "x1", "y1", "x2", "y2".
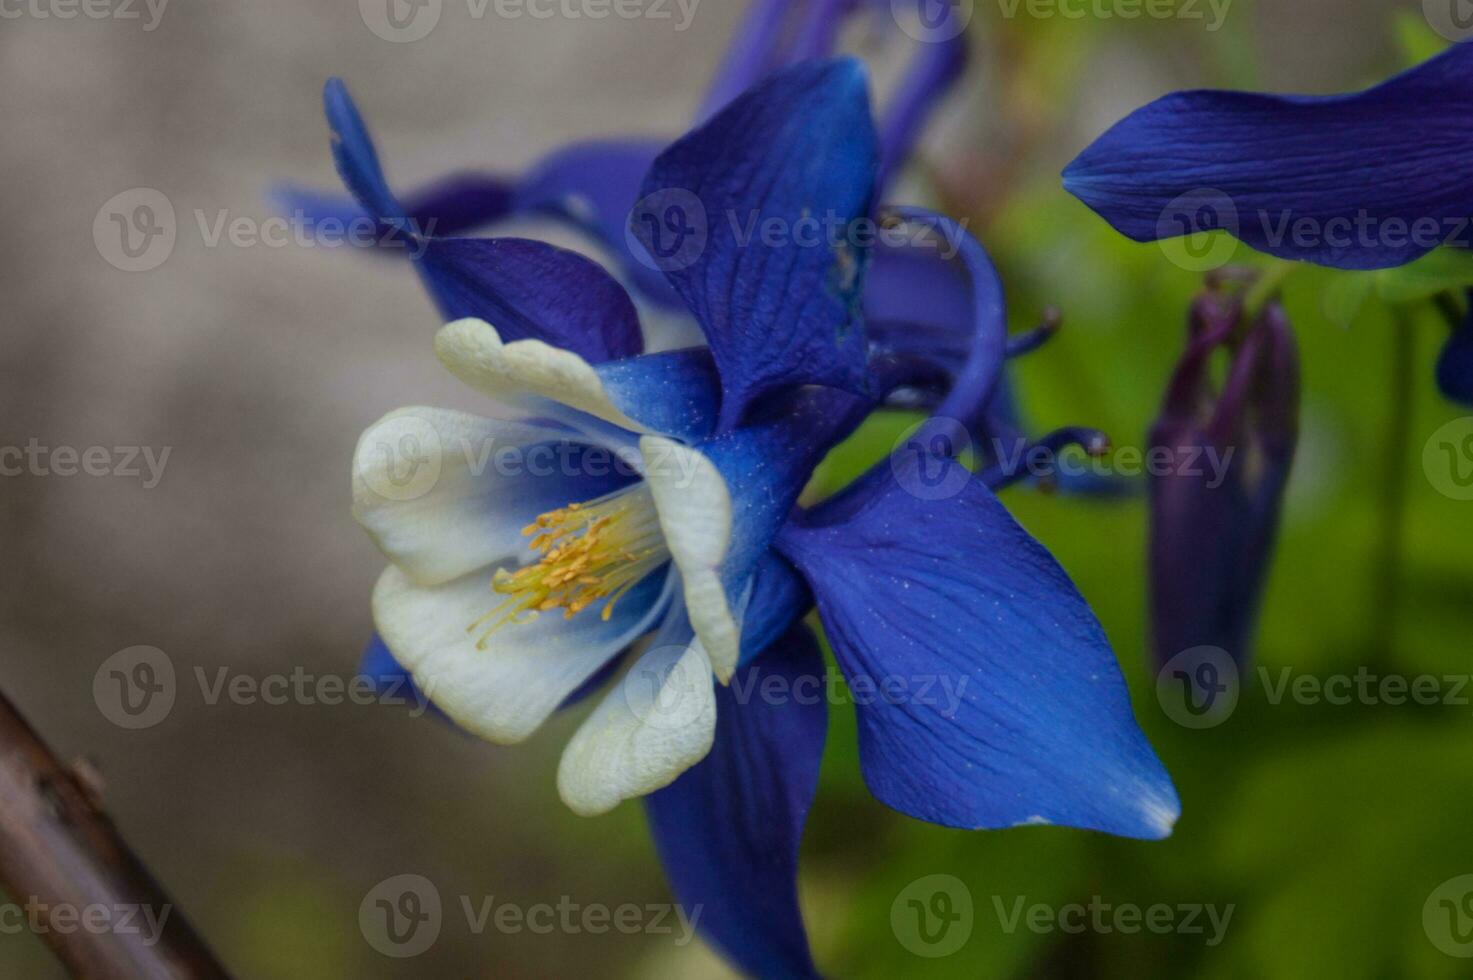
[{"x1": 328, "y1": 57, "x2": 1178, "y2": 980}]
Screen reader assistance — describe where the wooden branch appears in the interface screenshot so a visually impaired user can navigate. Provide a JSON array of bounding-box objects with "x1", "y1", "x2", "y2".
[{"x1": 0, "y1": 691, "x2": 230, "y2": 979}]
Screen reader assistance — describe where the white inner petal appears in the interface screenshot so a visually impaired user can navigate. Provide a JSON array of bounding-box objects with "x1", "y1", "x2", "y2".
[
  {"x1": 435, "y1": 318, "x2": 649, "y2": 436},
  {"x1": 556, "y1": 628, "x2": 717, "y2": 816},
  {"x1": 373, "y1": 563, "x2": 675, "y2": 744},
  {"x1": 352, "y1": 407, "x2": 624, "y2": 587},
  {"x1": 638, "y1": 435, "x2": 740, "y2": 682}
]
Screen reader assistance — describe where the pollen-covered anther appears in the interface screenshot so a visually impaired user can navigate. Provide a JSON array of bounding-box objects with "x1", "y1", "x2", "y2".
[{"x1": 465, "y1": 486, "x2": 668, "y2": 649}]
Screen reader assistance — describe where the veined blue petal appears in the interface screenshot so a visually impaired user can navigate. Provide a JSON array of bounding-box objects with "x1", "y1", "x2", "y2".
[
  {"x1": 633, "y1": 58, "x2": 879, "y2": 430},
  {"x1": 1063, "y1": 43, "x2": 1473, "y2": 270},
  {"x1": 776, "y1": 453, "x2": 1179, "y2": 839},
  {"x1": 417, "y1": 237, "x2": 644, "y2": 364},
  {"x1": 644, "y1": 624, "x2": 826, "y2": 980}
]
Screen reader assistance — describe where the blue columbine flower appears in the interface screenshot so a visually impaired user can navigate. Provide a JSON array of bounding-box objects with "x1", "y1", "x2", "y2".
[
  {"x1": 1061, "y1": 42, "x2": 1473, "y2": 405},
  {"x1": 320, "y1": 54, "x2": 1177, "y2": 980},
  {"x1": 1148, "y1": 281, "x2": 1299, "y2": 669}
]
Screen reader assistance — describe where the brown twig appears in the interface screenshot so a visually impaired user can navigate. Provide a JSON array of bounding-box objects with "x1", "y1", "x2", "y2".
[{"x1": 0, "y1": 690, "x2": 230, "y2": 979}]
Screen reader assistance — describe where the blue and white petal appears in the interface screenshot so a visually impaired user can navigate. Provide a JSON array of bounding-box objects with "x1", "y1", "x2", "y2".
[
  {"x1": 372, "y1": 564, "x2": 674, "y2": 744},
  {"x1": 434, "y1": 319, "x2": 719, "y2": 442},
  {"x1": 557, "y1": 611, "x2": 717, "y2": 816},
  {"x1": 351, "y1": 407, "x2": 635, "y2": 586},
  {"x1": 777, "y1": 452, "x2": 1180, "y2": 839}
]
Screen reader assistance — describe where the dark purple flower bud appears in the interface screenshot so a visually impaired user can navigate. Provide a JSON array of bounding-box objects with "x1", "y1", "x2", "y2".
[{"x1": 1149, "y1": 285, "x2": 1300, "y2": 671}]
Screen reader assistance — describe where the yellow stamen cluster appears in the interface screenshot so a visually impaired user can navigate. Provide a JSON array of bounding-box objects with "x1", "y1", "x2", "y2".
[{"x1": 466, "y1": 486, "x2": 667, "y2": 649}]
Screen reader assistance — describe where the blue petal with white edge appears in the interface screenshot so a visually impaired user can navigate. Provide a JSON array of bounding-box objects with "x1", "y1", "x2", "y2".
[
  {"x1": 633, "y1": 58, "x2": 878, "y2": 430},
  {"x1": 645, "y1": 623, "x2": 827, "y2": 980},
  {"x1": 1063, "y1": 43, "x2": 1473, "y2": 270},
  {"x1": 776, "y1": 452, "x2": 1180, "y2": 838},
  {"x1": 433, "y1": 319, "x2": 719, "y2": 442},
  {"x1": 641, "y1": 387, "x2": 870, "y2": 680}
]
